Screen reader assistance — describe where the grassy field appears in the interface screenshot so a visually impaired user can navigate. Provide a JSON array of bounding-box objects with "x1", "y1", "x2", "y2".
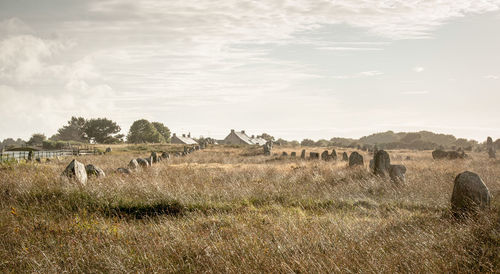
[{"x1": 0, "y1": 145, "x2": 498, "y2": 273}]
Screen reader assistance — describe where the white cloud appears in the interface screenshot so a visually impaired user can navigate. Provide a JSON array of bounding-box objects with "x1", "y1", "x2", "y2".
[
  {"x1": 413, "y1": 66, "x2": 425, "y2": 73},
  {"x1": 333, "y1": 70, "x2": 384, "y2": 79}
]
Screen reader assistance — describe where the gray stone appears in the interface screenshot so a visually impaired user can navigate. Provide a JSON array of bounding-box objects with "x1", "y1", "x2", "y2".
[
  {"x1": 451, "y1": 171, "x2": 491, "y2": 215},
  {"x1": 389, "y1": 165, "x2": 406, "y2": 184},
  {"x1": 290, "y1": 152, "x2": 296, "y2": 157},
  {"x1": 301, "y1": 149, "x2": 306, "y2": 159},
  {"x1": 369, "y1": 159, "x2": 374, "y2": 171},
  {"x1": 116, "y1": 167, "x2": 131, "y2": 174},
  {"x1": 331, "y1": 149, "x2": 337, "y2": 160},
  {"x1": 342, "y1": 152, "x2": 348, "y2": 161},
  {"x1": 145, "y1": 157, "x2": 153, "y2": 166},
  {"x1": 373, "y1": 150, "x2": 391, "y2": 177},
  {"x1": 136, "y1": 158, "x2": 150, "y2": 167},
  {"x1": 62, "y1": 159, "x2": 87, "y2": 185},
  {"x1": 321, "y1": 150, "x2": 330, "y2": 161},
  {"x1": 151, "y1": 152, "x2": 159, "y2": 163},
  {"x1": 161, "y1": 152, "x2": 170, "y2": 159},
  {"x1": 36, "y1": 157, "x2": 41, "y2": 163},
  {"x1": 105, "y1": 147, "x2": 112, "y2": 153},
  {"x1": 349, "y1": 152, "x2": 364, "y2": 167},
  {"x1": 432, "y1": 149, "x2": 449, "y2": 160},
  {"x1": 282, "y1": 151, "x2": 288, "y2": 157},
  {"x1": 309, "y1": 152, "x2": 320, "y2": 159},
  {"x1": 85, "y1": 164, "x2": 105, "y2": 178},
  {"x1": 488, "y1": 147, "x2": 496, "y2": 159},
  {"x1": 129, "y1": 159, "x2": 139, "y2": 170}
]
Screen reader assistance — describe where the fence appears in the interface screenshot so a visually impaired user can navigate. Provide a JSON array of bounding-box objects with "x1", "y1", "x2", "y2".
[{"x1": 0, "y1": 148, "x2": 98, "y2": 162}]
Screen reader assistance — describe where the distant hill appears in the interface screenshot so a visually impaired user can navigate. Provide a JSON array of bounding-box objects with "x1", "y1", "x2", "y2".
[{"x1": 320, "y1": 130, "x2": 481, "y2": 150}]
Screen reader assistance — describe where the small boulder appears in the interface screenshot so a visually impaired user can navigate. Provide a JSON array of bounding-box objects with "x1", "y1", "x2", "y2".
[
  {"x1": 105, "y1": 147, "x2": 112, "y2": 153},
  {"x1": 129, "y1": 159, "x2": 139, "y2": 170},
  {"x1": 136, "y1": 158, "x2": 149, "y2": 168},
  {"x1": 300, "y1": 149, "x2": 306, "y2": 159},
  {"x1": 389, "y1": 165, "x2": 406, "y2": 184},
  {"x1": 309, "y1": 152, "x2": 320, "y2": 159},
  {"x1": 432, "y1": 149, "x2": 448, "y2": 160},
  {"x1": 342, "y1": 152, "x2": 348, "y2": 161},
  {"x1": 145, "y1": 157, "x2": 153, "y2": 166},
  {"x1": 116, "y1": 167, "x2": 131, "y2": 174},
  {"x1": 151, "y1": 152, "x2": 159, "y2": 163},
  {"x1": 161, "y1": 152, "x2": 170, "y2": 159},
  {"x1": 290, "y1": 152, "x2": 296, "y2": 157},
  {"x1": 62, "y1": 159, "x2": 87, "y2": 185},
  {"x1": 349, "y1": 152, "x2": 363, "y2": 167},
  {"x1": 282, "y1": 152, "x2": 288, "y2": 157},
  {"x1": 85, "y1": 164, "x2": 105, "y2": 178},
  {"x1": 451, "y1": 171, "x2": 491, "y2": 215},
  {"x1": 331, "y1": 149, "x2": 338, "y2": 160}
]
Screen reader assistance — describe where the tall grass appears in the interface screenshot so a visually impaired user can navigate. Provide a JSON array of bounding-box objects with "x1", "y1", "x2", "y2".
[{"x1": 0, "y1": 146, "x2": 498, "y2": 272}]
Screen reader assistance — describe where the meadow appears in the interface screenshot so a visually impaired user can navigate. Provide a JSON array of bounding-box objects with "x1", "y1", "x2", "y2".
[{"x1": 0, "y1": 145, "x2": 498, "y2": 273}]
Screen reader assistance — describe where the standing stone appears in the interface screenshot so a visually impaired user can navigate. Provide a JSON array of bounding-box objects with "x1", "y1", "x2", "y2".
[
  {"x1": 321, "y1": 150, "x2": 330, "y2": 161},
  {"x1": 161, "y1": 152, "x2": 170, "y2": 159},
  {"x1": 129, "y1": 159, "x2": 139, "y2": 170},
  {"x1": 309, "y1": 152, "x2": 320, "y2": 159},
  {"x1": 369, "y1": 159, "x2": 374, "y2": 171},
  {"x1": 389, "y1": 165, "x2": 406, "y2": 185},
  {"x1": 342, "y1": 152, "x2": 348, "y2": 161},
  {"x1": 85, "y1": 164, "x2": 105, "y2": 178},
  {"x1": 349, "y1": 152, "x2": 363, "y2": 167},
  {"x1": 451, "y1": 171, "x2": 491, "y2": 215},
  {"x1": 282, "y1": 152, "x2": 288, "y2": 157},
  {"x1": 290, "y1": 152, "x2": 296, "y2": 157},
  {"x1": 145, "y1": 157, "x2": 153, "y2": 166},
  {"x1": 136, "y1": 158, "x2": 149, "y2": 167},
  {"x1": 36, "y1": 157, "x2": 41, "y2": 163},
  {"x1": 105, "y1": 147, "x2": 112, "y2": 153},
  {"x1": 151, "y1": 152, "x2": 159, "y2": 163},
  {"x1": 300, "y1": 149, "x2": 306, "y2": 159},
  {"x1": 264, "y1": 141, "x2": 273, "y2": 156},
  {"x1": 373, "y1": 150, "x2": 391, "y2": 177},
  {"x1": 62, "y1": 159, "x2": 87, "y2": 185},
  {"x1": 331, "y1": 149, "x2": 337, "y2": 160}
]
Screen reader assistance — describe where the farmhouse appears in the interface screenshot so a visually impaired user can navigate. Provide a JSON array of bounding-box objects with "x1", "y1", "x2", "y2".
[
  {"x1": 171, "y1": 133, "x2": 198, "y2": 145},
  {"x1": 223, "y1": 129, "x2": 266, "y2": 145}
]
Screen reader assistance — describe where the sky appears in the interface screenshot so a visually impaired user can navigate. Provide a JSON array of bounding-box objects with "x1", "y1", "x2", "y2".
[{"x1": 0, "y1": 0, "x2": 499, "y2": 142}]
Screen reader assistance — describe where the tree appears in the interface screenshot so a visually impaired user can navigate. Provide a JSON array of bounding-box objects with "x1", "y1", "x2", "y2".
[
  {"x1": 400, "y1": 133, "x2": 421, "y2": 143},
  {"x1": 301, "y1": 139, "x2": 315, "y2": 147},
  {"x1": 27, "y1": 133, "x2": 46, "y2": 146},
  {"x1": 151, "y1": 122, "x2": 171, "y2": 143},
  {"x1": 127, "y1": 119, "x2": 165, "y2": 143},
  {"x1": 52, "y1": 116, "x2": 87, "y2": 142},
  {"x1": 258, "y1": 133, "x2": 275, "y2": 142},
  {"x1": 84, "y1": 118, "x2": 121, "y2": 144}
]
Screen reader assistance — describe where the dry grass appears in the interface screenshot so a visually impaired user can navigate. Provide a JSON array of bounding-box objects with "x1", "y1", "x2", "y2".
[{"x1": 0, "y1": 145, "x2": 498, "y2": 273}]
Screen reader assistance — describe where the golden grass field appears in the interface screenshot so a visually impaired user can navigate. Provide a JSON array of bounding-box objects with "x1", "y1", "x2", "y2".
[{"x1": 0, "y1": 145, "x2": 498, "y2": 273}]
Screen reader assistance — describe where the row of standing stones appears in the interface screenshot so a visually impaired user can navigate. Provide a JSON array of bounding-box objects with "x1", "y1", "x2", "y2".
[
  {"x1": 278, "y1": 148, "x2": 492, "y2": 217},
  {"x1": 61, "y1": 145, "x2": 203, "y2": 185}
]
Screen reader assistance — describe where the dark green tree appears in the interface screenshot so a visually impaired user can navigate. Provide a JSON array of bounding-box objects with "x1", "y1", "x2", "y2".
[
  {"x1": 52, "y1": 116, "x2": 87, "y2": 142},
  {"x1": 300, "y1": 139, "x2": 315, "y2": 147},
  {"x1": 27, "y1": 133, "x2": 46, "y2": 146},
  {"x1": 84, "y1": 118, "x2": 121, "y2": 144},
  {"x1": 127, "y1": 119, "x2": 165, "y2": 143},
  {"x1": 151, "y1": 122, "x2": 171, "y2": 143},
  {"x1": 258, "y1": 133, "x2": 275, "y2": 142}
]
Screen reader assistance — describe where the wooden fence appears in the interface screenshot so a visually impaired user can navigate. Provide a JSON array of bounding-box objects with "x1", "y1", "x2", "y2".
[{"x1": 0, "y1": 148, "x2": 98, "y2": 162}]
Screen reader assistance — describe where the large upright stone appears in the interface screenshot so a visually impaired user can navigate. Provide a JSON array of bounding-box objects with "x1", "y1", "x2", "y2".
[
  {"x1": 300, "y1": 149, "x2": 306, "y2": 159},
  {"x1": 373, "y1": 150, "x2": 391, "y2": 177},
  {"x1": 62, "y1": 159, "x2": 87, "y2": 185},
  {"x1": 290, "y1": 152, "x2": 296, "y2": 157},
  {"x1": 85, "y1": 164, "x2": 105, "y2": 178},
  {"x1": 342, "y1": 152, "x2": 348, "y2": 161},
  {"x1": 432, "y1": 149, "x2": 448, "y2": 160},
  {"x1": 389, "y1": 165, "x2": 406, "y2": 185},
  {"x1": 349, "y1": 152, "x2": 364, "y2": 167},
  {"x1": 451, "y1": 171, "x2": 491, "y2": 215},
  {"x1": 331, "y1": 149, "x2": 337, "y2": 160},
  {"x1": 321, "y1": 150, "x2": 330, "y2": 161}
]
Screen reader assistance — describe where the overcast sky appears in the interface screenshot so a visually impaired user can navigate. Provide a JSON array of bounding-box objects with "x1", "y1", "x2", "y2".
[{"x1": 1, "y1": 0, "x2": 499, "y2": 142}]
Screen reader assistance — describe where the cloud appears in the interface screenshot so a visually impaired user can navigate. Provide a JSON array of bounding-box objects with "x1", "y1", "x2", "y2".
[
  {"x1": 400, "y1": 90, "x2": 430, "y2": 95},
  {"x1": 413, "y1": 66, "x2": 425, "y2": 73},
  {"x1": 333, "y1": 70, "x2": 384, "y2": 79}
]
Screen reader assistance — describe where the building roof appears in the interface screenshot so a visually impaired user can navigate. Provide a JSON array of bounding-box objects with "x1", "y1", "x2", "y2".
[
  {"x1": 172, "y1": 133, "x2": 198, "y2": 145},
  {"x1": 233, "y1": 131, "x2": 254, "y2": 145},
  {"x1": 250, "y1": 137, "x2": 267, "y2": 146},
  {"x1": 224, "y1": 130, "x2": 266, "y2": 145}
]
